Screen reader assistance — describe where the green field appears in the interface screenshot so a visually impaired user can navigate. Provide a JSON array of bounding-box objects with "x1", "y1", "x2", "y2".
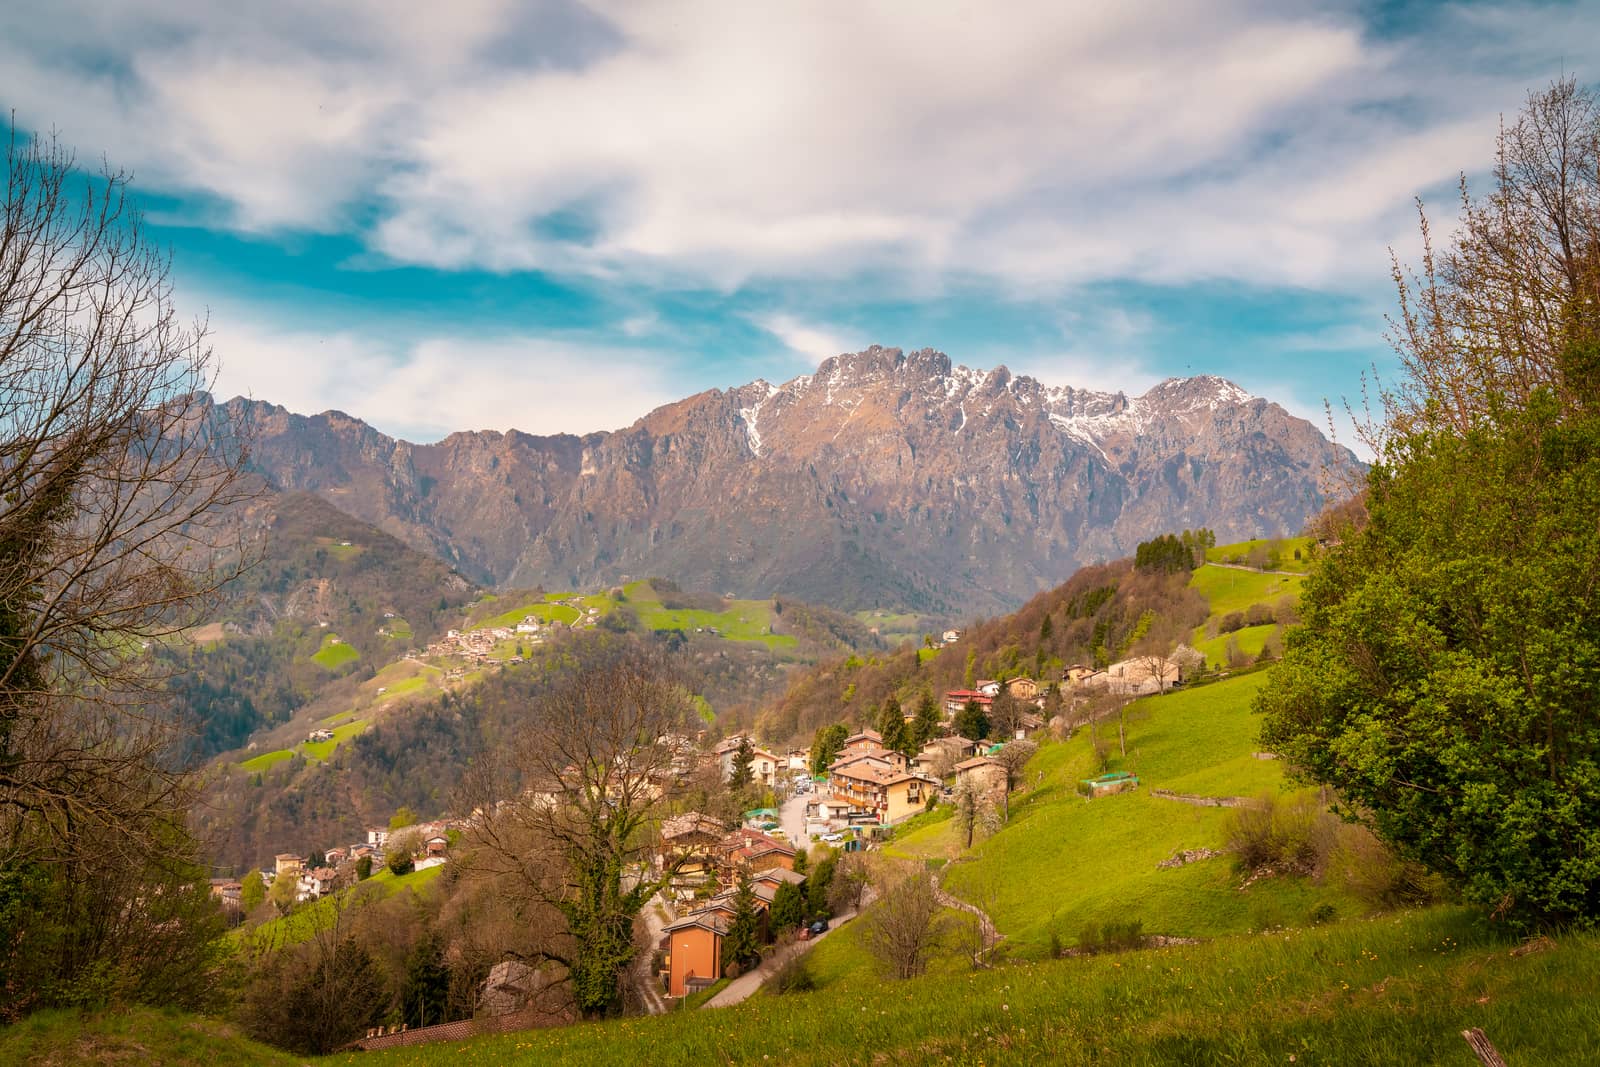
[
  {"x1": 236, "y1": 864, "x2": 445, "y2": 954},
  {"x1": 1188, "y1": 563, "x2": 1303, "y2": 618},
  {"x1": 382, "y1": 616, "x2": 414, "y2": 640},
  {"x1": 237, "y1": 747, "x2": 294, "y2": 773},
  {"x1": 1207, "y1": 535, "x2": 1315, "y2": 572},
  {"x1": 310, "y1": 632, "x2": 359, "y2": 670},
  {"x1": 1193, "y1": 622, "x2": 1278, "y2": 668},
  {"x1": 0, "y1": 1006, "x2": 302, "y2": 1067},
  {"x1": 301, "y1": 719, "x2": 368, "y2": 761}
]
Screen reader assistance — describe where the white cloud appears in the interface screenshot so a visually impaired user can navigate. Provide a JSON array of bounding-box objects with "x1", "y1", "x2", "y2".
[
  {"x1": 752, "y1": 313, "x2": 860, "y2": 369},
  {"x1": 207, "y1": 311, "x2": 683, "y2": 441},
  {"x1": 3, "y1": 0, "x2": 1593, "y2": 292}
]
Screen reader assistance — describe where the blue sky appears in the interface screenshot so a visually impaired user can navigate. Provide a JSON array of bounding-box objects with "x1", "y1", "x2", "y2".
[{"x1": 2, "y1": 1, "x2": 1594, "y2": 451}]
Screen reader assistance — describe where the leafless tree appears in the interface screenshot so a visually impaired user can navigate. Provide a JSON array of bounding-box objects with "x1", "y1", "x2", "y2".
[
  {"x1": 0, "y1": 127, "x2": 253, "y2": 869},
  {"x1": 458, "y1": 635, "x2": 694, "y2": 1018},
  {"x1": 1377, "y1": 77, "x2": 1600, "y2": 456},
  {"x1": 862, "y1": 867, "x2": 948, "y2": 980}
]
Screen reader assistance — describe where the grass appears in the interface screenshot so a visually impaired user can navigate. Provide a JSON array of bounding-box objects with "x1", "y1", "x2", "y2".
[
  {"x1": 1189, "y1": 564, "x2": 1303, "y2": 618},
  {"x1": 1207, "y1": 535, "x2": 1316, "y2": 572},
  {"x1": 301, "y1": 719, "x2": 368, "y2": 761},
  {"x1": 0, "y1": 1005, "x2": 303, "y2": 1066},
  {"x1": 1193, "y1": 622, "x2": 1278, "y2": 668},
  {"x1": 889, "y1": 675, "x2": 1342, "y2": 961},
  {"x1": 237, "y1": 748, "x2": 293, "y2": 773},
  {"x1": 381, "y1": 616, "x2": 414, "y2": 641},
  {"x1": 311, "y1": 632, "x2": 360, "y2": 670},
  {"x1": 341, "y1": 906, "x2": 1600, "y2": 1065},
  {"x1": 634, "y1": 599, "x2": 796, "y2": 650},
  {"x1": 376, "y1": 674, "x2": 433, "y2": 700},
  {"x1": 682, "y1": 977, "x2": 731, "y2": 1009}
]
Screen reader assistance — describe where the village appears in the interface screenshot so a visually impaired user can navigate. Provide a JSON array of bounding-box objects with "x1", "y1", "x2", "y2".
[{"x1": 218, "y1": 644, "x2": 1204, "y2": 1015}]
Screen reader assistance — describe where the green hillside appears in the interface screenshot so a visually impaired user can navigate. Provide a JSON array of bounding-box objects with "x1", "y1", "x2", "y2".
[
  {"x1": 0, "y1": 1007, "x2": 302, "y2": 1067},
  {"x1": 338, "y1": 907, "x2": 1593, "y2": 1066}
]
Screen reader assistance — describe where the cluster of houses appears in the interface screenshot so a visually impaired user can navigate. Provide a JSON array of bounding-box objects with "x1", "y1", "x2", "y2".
[
  {"x1": 209, "y1": 818, "x2": 464, "y2": 913},
  {"x1": 655, "y1": 815, "x2": 807, "y2": 997}
]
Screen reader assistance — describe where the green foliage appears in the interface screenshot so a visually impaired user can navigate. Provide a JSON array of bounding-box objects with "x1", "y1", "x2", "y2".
[
  {"x1": 769, "y1": 881, "x2": 806, "y2": 933},
  {"x1": 809, "y1": 722, "x2": 848, "y2": 776},
  {"x1": 389, "y1": 806, "x2": 417, "y2": 830},
  {"x1": 386, "y1": 850, "x2": 414, "y2": 877},
  {"x1": 729, "y1": 736, "x2": 755, "y2": 790},
  {"x1": 875, "y1": 697, "x2": 910, "y2": 758},
  {"x1": 1259, "y1": 396, "x2": 1600, "y2": 926},
  {"x1": 310, "y1": 633, "x2": 360, "y2": 671},
  {"x1": 400, "y1": 931, "x2": 452, "y2": 1029},
  {"x1": 240, "y1": 870, "x2": 266, "y2": 913},
  {"x1": 954, "y1": 699, "x2": 989, "y2": 742},
  {"x1": 356, "y1": 856, "x2": 372, "y2": 881},
  {"x1": 1076, "y1": 918, "x2": 1144, "y2": 954},
  {"x1": 720, "y1": 875, "x2": 761, "y2": 973},
  {"x1": 910, "y1": 689, "x2": 941, "y2": 750}
]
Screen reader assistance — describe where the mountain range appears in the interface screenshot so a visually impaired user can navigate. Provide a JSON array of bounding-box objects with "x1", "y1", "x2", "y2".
[{"x1": 219, "y1": 346, "x2": 1357, "y2": 614}]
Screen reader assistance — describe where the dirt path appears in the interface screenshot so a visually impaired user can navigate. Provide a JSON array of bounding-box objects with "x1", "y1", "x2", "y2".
[
  {"x1": 932, "y1": 869, "x2": 1003, "y2": 951},
  {"x1": 1200, "y1": 562, "x2": 1302, "y2": 577}
]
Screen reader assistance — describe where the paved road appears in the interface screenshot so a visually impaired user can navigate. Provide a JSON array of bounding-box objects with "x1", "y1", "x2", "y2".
[
  {"x1": 779, "y1": 789, "x2": 809, "y2": 846},
  {"x1": 630, "y1": 896, "x2": 670, "y2": 1015},
  {"x1": 701, "y1": 908, "x2": 857, "y2": 1008}
]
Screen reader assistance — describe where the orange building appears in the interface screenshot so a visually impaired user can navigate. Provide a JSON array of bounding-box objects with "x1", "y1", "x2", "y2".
[{"x1": 663, "y1": 914, "x2": 726, "y2": 997}]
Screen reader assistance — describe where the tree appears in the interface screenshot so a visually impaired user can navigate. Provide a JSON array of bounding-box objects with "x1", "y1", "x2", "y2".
[
  {"x1": 460, "y1": 635, "x2": 694, "y2": 1017},
  {"x1": 825, "y1": 852, "x2": 869, "y2": 916},
  {"x1": 389, "y1": 807, "x2": 417, "y2": 830},
  {"x1": 268, "y1": 871, "x2": 298, "y2": 915},
  {"x1": 1261, "y1": 80, "x2": 1600, "y2": 928},
  {"x1": 862, "y1": 869, "x2": 947, "y2": 979},
  {"x1": 809, "y1": 722, "x2": 848, "y2": 776},
  {"x1": 728, "y1": 736, "x2": 754, "y2": 791},
  {"x1": 240, "y1": 869, "x2": 266, "y2": 914},
  {"x1": 954, "y1": 699, "x2": 989, "y2": 742},
  {"x1": 953, "y1": 779, "x2": 979, "y2": 849},
  {"x1": 989, "y1": 690, "x2": 1025, "y2": 741},
  {"x1": 992, "y1": 740, "x2": 1037, "y2": 820},
  {"x1": 875, "y1": 697, "x2": 908, "y2": 758},
  {"x1": 0, "y1": 128, "x2": 253, "y2": 1015},
  {"x1": 770, "y1": 880, "x2": 805, "y2": 933},
  {"x1": 910, "y1": 690, "x2": 942, "y2": 750},
  {"x1": 400, "y1": 930, "x2": 451, "y2": 1029},
  {"x1": 355, "y1": 855, "x2": 372, "y2": 881},
  {"x1": 720, "y1": 874, "x2": 761, "y2": 974},
  {"x1": 386, "y1": 849, "x2": 414, "y2": 878}
]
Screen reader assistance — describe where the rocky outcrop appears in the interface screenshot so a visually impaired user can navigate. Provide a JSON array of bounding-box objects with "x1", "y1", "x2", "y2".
[{"x1": 219, "y1": 347, "x2": 1359, "y2": 613}]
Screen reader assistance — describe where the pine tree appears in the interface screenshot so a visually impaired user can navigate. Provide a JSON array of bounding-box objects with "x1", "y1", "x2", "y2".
[
  {"x1": 770, "y1": 881, "x2": 805, "y2": 933},
  {"x1": 911, "y1": 690, "x2": 942, "y2": 749},
  {"x1": 876, "y1": 697, "x2": 909, "y2": 757},
  {"x1": 729, "y1": 737, "x2": 755, "y2": 790},
  {"x1": 721, "y1": 875, "x2": 761, "y2": 973}
]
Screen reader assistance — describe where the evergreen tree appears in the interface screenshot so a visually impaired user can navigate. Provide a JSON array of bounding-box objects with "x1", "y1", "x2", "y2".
[
  {"x1": 770, "y1": 881, "x2": 805, "y2": 933},
  {"x1": 720, "y1": 874, "x2": 761, "y2": 973},
  {"x1": 910, "y1": 690, "x2": 942, "y2": 749},
  {"x1": 400, "y1": 931, "x2": 452, "y2": 1029},
  {"x1": 809, "y1": 722, "x2": 849, "y2": 776},
  {"x1": 955, "y1": 699, "x2": 990, "y2": 742},
  {"x1": 729, "y1": 736, "x2": 755, "y2": 790},
  {"x1": 876, "y1": 697, "x2": 909, "y2": 758},
  {"x1": 805, "y1": 853, "x2": 837, "y2": 922}
]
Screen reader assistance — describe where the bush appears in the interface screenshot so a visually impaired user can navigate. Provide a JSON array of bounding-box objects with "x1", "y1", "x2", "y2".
[
  {"x1": 1325, "y1": 823, "x2": 1445, "y2": 909},
  {"x1": 1226, "y1": 792, "x2": 1338, "y2": 876},
  {"x1": 773, "y1": 953, "x2": 816, "y2": 995},
  {"x1": 1077, "y1": 919, "x2": 1143, "y2": 954}
]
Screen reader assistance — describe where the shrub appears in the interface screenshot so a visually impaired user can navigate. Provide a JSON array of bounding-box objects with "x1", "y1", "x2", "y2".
[
  {"x1": 1325, "y1": 823, "x2": 1445, "y2": 909},
  {"x1": 1226, "y1": 792, "x2": 1338, "y2": 876}
]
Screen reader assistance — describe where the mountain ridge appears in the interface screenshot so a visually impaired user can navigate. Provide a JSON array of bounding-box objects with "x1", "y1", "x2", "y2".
[{"x1": 216, "y1": 347, "x2": 1357, "y2": 613}]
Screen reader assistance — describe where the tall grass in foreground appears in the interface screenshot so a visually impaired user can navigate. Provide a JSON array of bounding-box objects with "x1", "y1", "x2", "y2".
[{"x1": 345, "y1": 906, "x2": 1598, "y2": 1066}]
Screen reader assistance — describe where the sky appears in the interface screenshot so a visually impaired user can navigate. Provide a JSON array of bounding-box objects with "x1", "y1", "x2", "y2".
[{"x1": 2, "y1": 1, "x2": 1595, "y2": 452}]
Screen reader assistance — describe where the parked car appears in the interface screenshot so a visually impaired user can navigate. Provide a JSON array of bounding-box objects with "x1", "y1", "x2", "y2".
[{"x1": 808, "y1": 919, "x2": 829, "y2": 936}]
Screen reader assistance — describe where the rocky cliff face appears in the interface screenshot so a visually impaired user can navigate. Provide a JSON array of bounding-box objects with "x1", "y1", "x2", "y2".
[{"x1": 221, "y1": 347, "x2": 1357, "y2": 613}]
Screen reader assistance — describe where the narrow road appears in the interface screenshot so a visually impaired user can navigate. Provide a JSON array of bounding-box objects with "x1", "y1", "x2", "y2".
[
  {"x1": 1200, "y1": 562, "x2": 1301, "y2": 577},
  {"x1": 779, "y1": 788, "x2": 809, "y2": 846},
  {"x1": 701, "y1": 907, "x2": 858, "y2": 1008},
  {"x1": 630, "y1": 896, "x2": 670, "y2": 1015}
]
